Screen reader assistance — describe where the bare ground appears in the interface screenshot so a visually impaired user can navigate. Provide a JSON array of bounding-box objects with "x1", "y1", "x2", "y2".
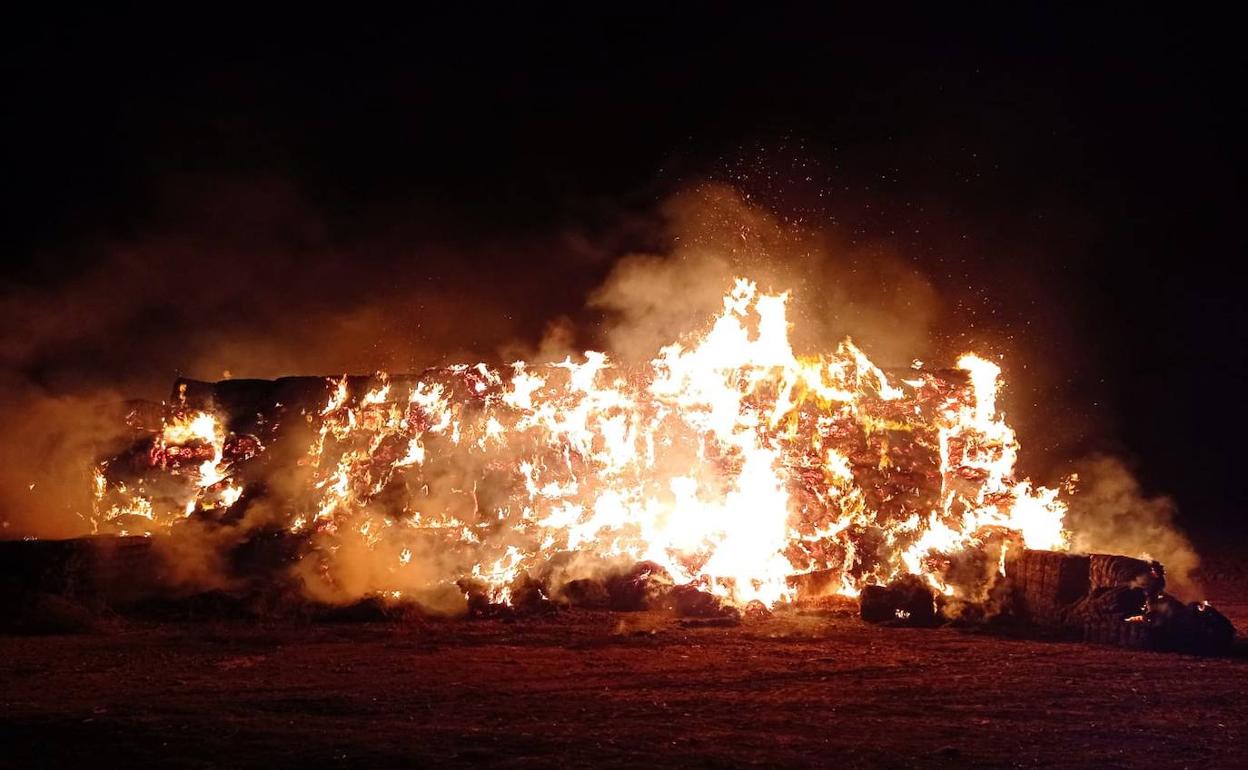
[{"x1": 2, "y1": 602, "x2": 1247, "y2": 769}]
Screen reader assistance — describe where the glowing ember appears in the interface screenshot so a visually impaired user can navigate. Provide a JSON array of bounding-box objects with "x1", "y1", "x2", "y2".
[{"x1": 91, "y1": 279, "x2": 1068, "y2": 606}]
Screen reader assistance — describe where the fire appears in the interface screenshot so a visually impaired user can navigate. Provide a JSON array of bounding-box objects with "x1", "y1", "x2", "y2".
[{"x1": 92, "y1": 278, "x2": 1068, "y2": 606}]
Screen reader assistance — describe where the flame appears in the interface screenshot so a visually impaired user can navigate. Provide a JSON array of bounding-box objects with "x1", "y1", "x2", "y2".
[
  {"x1": 92, "y1": 408, "x2": 240, "y2": 534},
  {"x1": 91, "y1": 278, "x2": 1068, "y2": 606}
]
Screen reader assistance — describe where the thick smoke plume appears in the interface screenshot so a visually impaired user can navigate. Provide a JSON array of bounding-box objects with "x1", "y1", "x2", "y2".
[
  {"x1": 1064, "y1": 455, "x2": 1200, "y2": 596},
  {"x1": 589, "y1": 183, "x2": 939, "y2": 366}
]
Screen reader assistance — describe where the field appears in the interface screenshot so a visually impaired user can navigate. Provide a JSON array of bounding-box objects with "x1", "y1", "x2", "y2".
[{"x1": 3, "y1": 602, "x2": 1247, "y2": 769}]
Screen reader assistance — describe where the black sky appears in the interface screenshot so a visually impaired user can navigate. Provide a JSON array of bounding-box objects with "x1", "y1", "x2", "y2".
[{"x1": 3, "y1": 6, "x2": 1245, "y2": 540}]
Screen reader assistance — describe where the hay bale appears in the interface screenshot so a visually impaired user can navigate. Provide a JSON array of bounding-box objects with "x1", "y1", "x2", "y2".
[
  {"x1": 859, "y1": 575, "x2": 937, "y2": 626},
  {"x1": 665, "y1": 585, "x2": 737, "y2": 619},
  {"x1": 1089, "y1": 554, "x2": 1165, "y2": 594},
  {"x1": 1069, "y1": 588, "x2": 1236, "y2": 655},
  {"x1": 0, "y1": 592, "x2": 97, "y2": 635},
  {"x1": 507, "y1": 573, "x2": 552, "y2": 613},
  {"x1": 1081, "y1": 618, "x2": 1153, "y2": 649},
  {"x1": 0, "y1": 536, "x2": 162, "y2": 604},
  {"x1": 1005, "y1": 549, "x2": 1090, "y2": 624},
  {"x1": 1068, "y1": 585, "x2": 1149, "y2": 622},
  {"x1": 604, "y1": 561, "x2": 672, "y2": 611},
  {"x1": 558, "y1": 578, "x2": 611, "y2": 608},
  {"x1": 1145, "y1": 596, "x2": 1236, "y2": 655}
]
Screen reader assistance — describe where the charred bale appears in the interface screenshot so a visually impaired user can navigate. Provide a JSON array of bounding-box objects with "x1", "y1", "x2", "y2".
[
  {"x1": 507, "y1": 573, "x2": 554, "y2": 614},
  {"x1": 456, "y1": 577, "x2": 503, "y2": 617},
  {"x1": 121, "y1": 399, "x2": 166, "y2": 433},
  {"x1": 0, "y1": 592, "x2": 97, "y2": 635},
  {"x1": 859, "y1": 586, "x2": 895, "y2": 623},
  {"x1": 1081, "y1": 617, "x2": 1155, "y2": 648},
  {"x1": 1068, "y1": 585, "x2": 1150, "y2": 622},
  {"x1": 665, "y1": 584, "x2": 738, "y2": 619},
  {"x1": 1068, "y1": 587, "x2": 1237, "y2": 655},
  {"x1": 1004, "y1": 549, "x2": 1090, "y2": 625},
  {"x1": 0, "y1": 536, "x2": 163, "y2": 606},
  {"x1": 172, "y1": 378, "x2": 219, "y2": 411},
  {"x1": 558, "y1": 578, "x2": 611, "y2": 609},
  {"x1": 1067, "y1": 586, "x2": 1152, "y2": 647},
  {"x1": 1089, "y1": 554, "x2": 1165, "y2": 594},
  {"x1": 1145, "y1": 595, "x2": 1236, "y2": 655},
  {"x1": 859, "y1": 575, "x2": 937, "y2": 627},
  {"x1": 604, "y1": 561, "x2": 673, "y2": 611}
]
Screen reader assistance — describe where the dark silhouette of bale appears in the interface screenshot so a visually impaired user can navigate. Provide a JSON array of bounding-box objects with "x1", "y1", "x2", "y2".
[
  {"x1": 1068, "y1": 586, "x2": 1152, "y2": 647},
  {"x1": 508, "y1": 573, "x2": 553, "y2": 614},
  {"x1": 121, "y1": 398, "x2": 166, "y2": 433},
  {"x1": 1147, "y1": 596, "x2": 1235, "y2": 655},
  {"x1": 228, "y1": 530, "x2": 305, "y2": 580},
  {"x1": 272, "y1": 376, "x2": 336, "y2": 413},
  {"x1": 859, "y1": 575, "x2": 937, "y2": 626},
  {"x1": 210, "y1": 379, "x2": 280, "y2": 434},
  {"x1": 1081, "y1": 618, "x2": 1153, "y2": 648},
  {"x1": 125, "y1": 590, "x2": 260, "y2": 622},
  {"x1": 558, "y1": 578, "x2": 611, "y2": 609},
  {"x1": 1, "y1": 592, "x2": 96, "y2": 635},
  {"x1": 859, "y1": 585, "x2": 895, "y2": 623},
  {"x1": 171, "y1": 378, "x2": 219, "y2": 411},
  {"x1": 456, "y1": 577, "x2": 503, "y2": 617},
  {"x1": 316, "y1": 596, "x2": 393, "y2": 623},
  {"x1": 605, "y1": 561, "x2": 673, "y2": 611},
  {"x1": 665, "y1": 584, "x2": 737, "y2": 619},
  {"x1": 0, "y1": 536, "x2": 163, "y2": 606},
  {"x1": 1070, "y1": 588, "x2": 1236, "y2": 655}
]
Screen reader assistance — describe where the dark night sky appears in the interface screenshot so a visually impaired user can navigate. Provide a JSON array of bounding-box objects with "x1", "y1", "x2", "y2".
[{"x1": 2, "y1": 6, "x2": 1245, "y2": 541}]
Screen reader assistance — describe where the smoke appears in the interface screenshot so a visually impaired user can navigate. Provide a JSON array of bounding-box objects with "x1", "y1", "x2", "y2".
[
  {"x1": 1064, "y1": 455, "x2": 1200, "y2": 596},
  {"x1": 589, "y1": 183, "x2": 940, "y2": 366},
  {"x1": 0, "y1": 176, "x2": 583, "y2": 538},
  {"x1": 0, "y1": 380, "x2": 129, "y2": 538}
]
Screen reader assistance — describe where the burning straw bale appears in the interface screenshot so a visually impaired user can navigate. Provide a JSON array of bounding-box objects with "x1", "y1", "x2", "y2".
[{"x1": 87, "y1": 282, "x2": 1074, "y2": 614}]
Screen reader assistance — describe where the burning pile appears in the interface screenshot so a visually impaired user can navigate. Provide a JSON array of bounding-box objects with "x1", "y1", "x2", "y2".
[{"x1": 93, "y1": 279, "x2": 1068, "y2": 610}]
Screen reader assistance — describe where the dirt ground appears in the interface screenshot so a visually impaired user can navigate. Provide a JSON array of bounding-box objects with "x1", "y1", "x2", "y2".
[{"x1": 3, "y1": 603, "x2": 1247, "y2": 770}]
